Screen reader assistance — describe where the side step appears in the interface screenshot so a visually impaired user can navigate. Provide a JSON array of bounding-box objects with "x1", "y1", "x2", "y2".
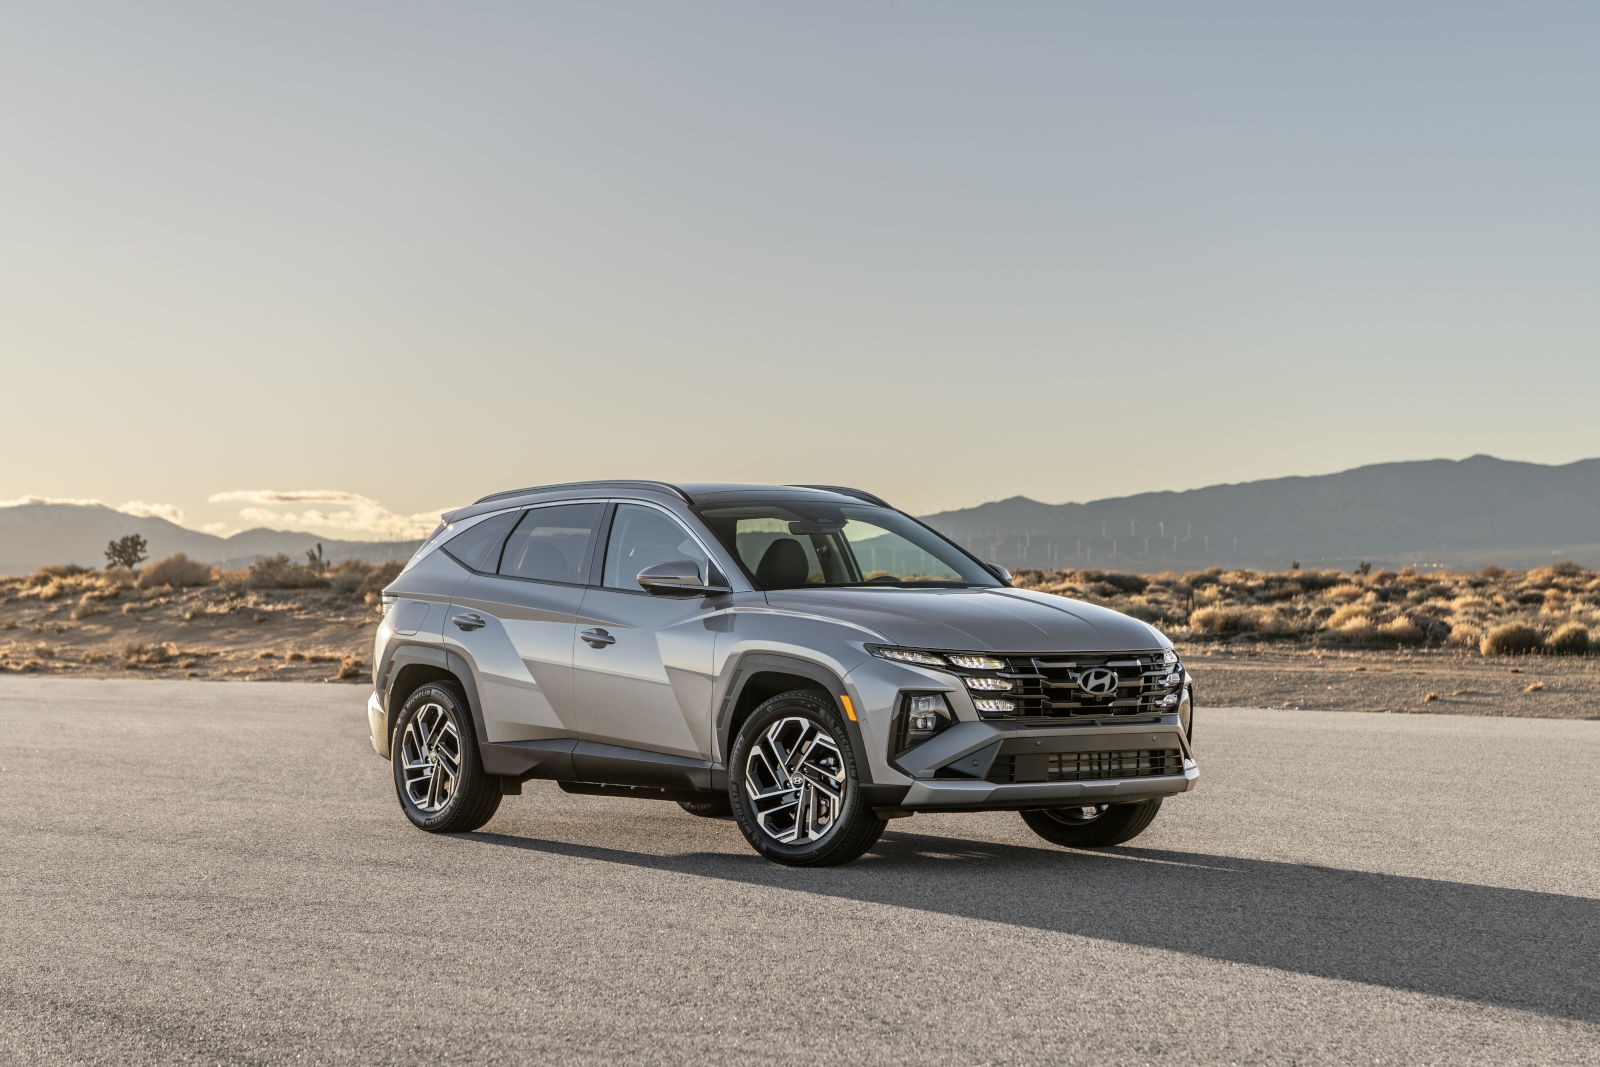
[{"x1": 557, "y1": 781, "x2": 714, "y2": 805}]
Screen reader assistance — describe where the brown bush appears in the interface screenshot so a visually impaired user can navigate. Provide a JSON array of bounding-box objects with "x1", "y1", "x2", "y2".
[
  {"x1": 1547, "y1": 622, "x2": 1591, "y2": 655},
  {"x1": 335, "y1": 655, "x2": 365, "y2": 680},
  {"x1": 70, "y1": 593, "x2": 106, "y2": 621},
  {"x1": 248, "y1": 554, "x2": 329, "y2": 590},
  {"x1": 24, "y1": 563, "x2": 89, "y2": 587},
  {"x1": 1480, "y1": 623, "x2": 1543, "y2": 656},
  {"x1": 1377, "y1": 616, "x2": 1425, "y2": 646},
  {"x1": 136, "y1": 553, "x2": 216, "y2": 590},
  {"x1": 122, "y1": 641, "x2": 178, "y2": 665}
]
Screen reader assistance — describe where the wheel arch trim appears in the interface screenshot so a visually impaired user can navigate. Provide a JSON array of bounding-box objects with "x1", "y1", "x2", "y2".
[
  {"x1": 714, "y1": 652, "x2": 867, "y2": 775},
  {"x1": 380, "y1": 644, "x2": 490, "y2": 759}
]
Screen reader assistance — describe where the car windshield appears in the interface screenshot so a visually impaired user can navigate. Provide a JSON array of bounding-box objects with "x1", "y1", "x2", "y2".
[{"x1": 695, "y1": 501, "x2": 1001, "y2": 590}]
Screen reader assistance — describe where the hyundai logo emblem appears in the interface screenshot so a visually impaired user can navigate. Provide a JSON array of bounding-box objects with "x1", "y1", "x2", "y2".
[{"x1": 1076, "y1": 667, "x2": 1119, "y2": 697}]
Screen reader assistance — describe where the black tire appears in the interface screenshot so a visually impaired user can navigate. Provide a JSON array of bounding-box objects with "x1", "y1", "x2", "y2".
[
  {"x1": 391, "y1": 681, "x2": 502, "y2": 834},
  {"x1": 678, "y1": 796, "x2": 733, "y2": 818},
  {"x1": 1019, "y1": 798, "x2": 1162, "y2": 848},
  {"x1": 729, "y1": 689, "x2": 885, "y2": 867}
]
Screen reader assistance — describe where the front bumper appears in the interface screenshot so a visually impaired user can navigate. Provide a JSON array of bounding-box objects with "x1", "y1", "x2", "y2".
[{"x1": 867, "y1": 715, "x2": 1198, "y2": 812}]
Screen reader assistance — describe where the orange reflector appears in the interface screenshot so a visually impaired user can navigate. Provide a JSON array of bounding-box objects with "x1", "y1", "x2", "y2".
[{"x1": 839, "y1": 694, "x2": 857, "y2": 721}]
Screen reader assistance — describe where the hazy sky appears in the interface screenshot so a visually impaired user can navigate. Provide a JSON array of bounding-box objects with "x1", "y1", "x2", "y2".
[{"x1": 3, "y1": 2, "x2": 1597, "y2": 539}]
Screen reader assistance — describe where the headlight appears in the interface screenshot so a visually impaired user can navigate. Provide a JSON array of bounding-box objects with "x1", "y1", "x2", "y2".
[
  {"x1": 1161, "y1": 648, "x2": 1179, "y2": 667},
  {"x1": 946, "y1": 653, "x2": 1005, "y2": 670},
  {"x1": 963, "y1": 677, "x2": 1013, "y2": 691},
  {"x1": 871, "y1": 647, "x2": 948, "y2": 667}
]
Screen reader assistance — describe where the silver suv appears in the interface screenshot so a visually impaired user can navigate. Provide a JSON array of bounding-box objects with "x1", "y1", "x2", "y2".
[{"x1": 367, "y1": 482, "x2": 1197, "y2": 866}]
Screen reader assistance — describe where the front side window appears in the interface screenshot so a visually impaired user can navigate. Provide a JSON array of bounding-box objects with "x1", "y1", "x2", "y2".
[
  {"x1": 696, "y1": 501, "x2": 998, "y2": 590},
  {"x1": 497, "y1": 503, "x2": 602, "y2": 584},
  {"x1": 602, "y1": 504, "x2": 710, "y2": 590}
]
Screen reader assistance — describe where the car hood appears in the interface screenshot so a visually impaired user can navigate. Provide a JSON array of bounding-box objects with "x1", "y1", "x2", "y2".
[{"x1": 760, "y1": 586, "x2": 1167, "y2": 654}]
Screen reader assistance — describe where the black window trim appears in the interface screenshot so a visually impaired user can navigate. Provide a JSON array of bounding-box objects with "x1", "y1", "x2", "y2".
[
  {"x1": 592, "y1": 499, "x2": 726, "y2": 597},
  {"x1": 441, "y1": 500, "x2": 606, "y2": 589}
]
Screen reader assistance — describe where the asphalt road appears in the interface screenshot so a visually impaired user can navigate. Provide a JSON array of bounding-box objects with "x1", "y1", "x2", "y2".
[{"x1": 2, "y1": 678, "x2": 1597, "y2": 1066}]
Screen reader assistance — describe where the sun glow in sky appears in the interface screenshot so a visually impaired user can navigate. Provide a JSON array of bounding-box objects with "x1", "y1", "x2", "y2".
[{"x1": 3, "y1": 2, "x2": 1597, "y2": 539}]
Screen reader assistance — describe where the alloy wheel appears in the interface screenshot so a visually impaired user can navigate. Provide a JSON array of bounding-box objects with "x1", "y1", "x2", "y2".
[
  {"x1": 742, "y1": 716, "x2": 848, "y2": 844},
  {"x1": 399, "y1": 702, "x2": 462, "y2": 813}
]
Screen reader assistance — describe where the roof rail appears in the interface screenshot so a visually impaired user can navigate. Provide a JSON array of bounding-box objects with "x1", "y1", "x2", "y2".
[
  {"x1": 791, "y1": 484, "x2": 891, "y2": 508},
  {"x1": 472, "y1": 480, "x2": 693, "y2": 505}
]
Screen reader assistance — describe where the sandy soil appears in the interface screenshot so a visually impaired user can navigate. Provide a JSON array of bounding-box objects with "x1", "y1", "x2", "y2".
[
  {"x1": 0, "y1": 583, "x2": 374, "y2": 684},
  {"x1": 1185, "y1": 644, "x2": 1600, "y2": 720},
  {"x1": 4, "y1": 582, "x2": 1596, "y2": 717}
]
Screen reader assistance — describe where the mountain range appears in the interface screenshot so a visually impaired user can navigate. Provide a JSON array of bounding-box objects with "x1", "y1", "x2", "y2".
[
  {"x1": 4, "y1": 455, "x2": 1598, "y2": 575},
  {"x1": 0, "y1": 504, "x2": 420, "y2": 575},
  {"x1": 919, "y1": 455, "x2": 1600, "y2": 573}
]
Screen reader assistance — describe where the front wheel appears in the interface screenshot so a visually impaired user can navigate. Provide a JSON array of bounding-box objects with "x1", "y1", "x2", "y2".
[
  {"x1": 1019, "y1": 798, "x2": 1162, "y2": 848},
  {"x1": 729, "y1": 690, "x2": 885, "y2": 867}
]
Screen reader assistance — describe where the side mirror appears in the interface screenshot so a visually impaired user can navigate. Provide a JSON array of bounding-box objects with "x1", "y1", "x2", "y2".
[
  {"x1": 987, "y1": 563, "x2": 1013, "y2": 584},
  {"x1": 637, "y1": 559, "x2": 731, "y2": 597}
]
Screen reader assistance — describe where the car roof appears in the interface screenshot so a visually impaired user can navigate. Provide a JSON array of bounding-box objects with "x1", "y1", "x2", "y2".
[{"x1": 439, "y1": 481, "x2": 888, "y2": 525}]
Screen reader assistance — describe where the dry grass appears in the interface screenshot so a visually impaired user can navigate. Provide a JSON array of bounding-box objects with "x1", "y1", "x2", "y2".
[
  {"x1": 1012, "y1": 561, "x2": 1600, "y2": 656},
  {"x1": 136, "y1": 553, "x2": 216, "y2": 590},
  {"x1": 121, "y1": 641, "x2": 178, "y2": 665}
]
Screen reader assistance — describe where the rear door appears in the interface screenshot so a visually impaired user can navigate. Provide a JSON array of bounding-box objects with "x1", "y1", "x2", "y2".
[
  {"x1": 440, "y1": 502, "x2": 603, "y2": 745},
  {"x1": 572, "y1": 503, "x2": 722, "y2": 760}
]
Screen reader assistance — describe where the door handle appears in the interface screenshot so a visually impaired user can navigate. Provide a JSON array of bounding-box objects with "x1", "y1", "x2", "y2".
[
  {"x1": 580, "y1": 627, "x2": 616, "y2": 648},
  {"x1": 452, "y1": 612, "x2": 486, "y2": 632}
]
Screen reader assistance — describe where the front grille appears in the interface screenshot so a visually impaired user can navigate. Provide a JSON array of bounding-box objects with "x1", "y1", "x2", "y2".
[
  {"x1": 986, "y1": 747, "x2": 1184, "y2": 785},
  {"x1": 987, "y1": 650, "x2": 1176, "y2": 720}
]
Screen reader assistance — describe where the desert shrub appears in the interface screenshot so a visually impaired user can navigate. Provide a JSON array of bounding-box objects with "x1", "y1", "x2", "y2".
[
  {"x1": 336, "y1": 655, "x2": 365, "y2": 680},
  {"x1": 248, "y1": 554, "x2": 330, "y2": 590},
  {"x1": 1119, "y1": 600, "x2": 1165, "y2": 624},
  {"x1": 1327, "y1": 602, "x2": 1373, "y2": 629},
  {"x1": 1073, "y1": 570, "x2": 1147, "y2": 595},
  {"x1": 70, "y1": 594, "x2": 106, "y2": 621},
  {"x1": 136, "y1": 553, "x2": 216, "y2": 590},
  {"x1": 122, "y1": 641, "x2": 178, "y2": 665},
  {"x1": 1547, "y1": 622, "x2": 1591, "y2": 655},
  {"x1": 1325, "y1": 584, "x2": 1366, "y2": 603},
  {"x1": 1480, "y1": 622, "x2": 1543, "y2": 656},
  {"x1": 24, "y1": 563, "x2": 89, "y2": 587},
  {"x1": 1189, "y1": 605, "x2": 1277, "y2": 635},
  {"x1": 1529, "y1": 561, "x2": 1586, "y2": 586},
  {"x1": 1377, "y1": 616, "x2": 1425, "y2": 646}
]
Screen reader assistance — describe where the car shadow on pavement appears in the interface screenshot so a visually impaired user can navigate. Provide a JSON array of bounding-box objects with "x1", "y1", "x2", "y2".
[{"x1": 464, "y1": 828, "x2": 1598, "y2": 1025}]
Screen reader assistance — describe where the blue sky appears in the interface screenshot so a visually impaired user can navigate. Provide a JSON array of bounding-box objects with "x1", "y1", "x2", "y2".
[{"x1": 3, "y1": 2, "x2": 1596, "y2": 537}]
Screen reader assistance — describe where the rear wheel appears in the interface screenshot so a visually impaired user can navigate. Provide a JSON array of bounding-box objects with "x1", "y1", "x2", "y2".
[
  {"x1": 392, "y1": 681, "x2": 501, "y2": 833},
  {"x1": 1019, "y1": 798, "x2": 1162, "y2": 848},
  {"x1": 729, "y1": 690, "x2": 884, "y2": 867}
]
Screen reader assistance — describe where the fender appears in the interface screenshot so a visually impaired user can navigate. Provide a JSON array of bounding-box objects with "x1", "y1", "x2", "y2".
[
  {"x1": 379, "y1": 643, "x2": 491, "y2": 760},
  {"x1": 714, "y1": 651, "x2": 869, "y2": 777}
]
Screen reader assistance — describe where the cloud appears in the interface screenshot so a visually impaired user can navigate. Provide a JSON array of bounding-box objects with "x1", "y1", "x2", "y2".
[
  {"x1": 0, "y1": 495, "x2": 112, "y2": 508},
  {"x1": 212, "y1": 489, "x2": 448, "y2": 540},
  {"x1": 116, "y1": 500, "x2": 186, "y2": 524},
  {"x1": 199, "y1": 521, "x2": 238, "y2": 537},
  {"x1": 0, "y1": 495, "x2": 185, "y2": 524}
]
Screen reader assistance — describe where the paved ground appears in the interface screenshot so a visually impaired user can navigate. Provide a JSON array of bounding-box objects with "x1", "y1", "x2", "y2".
[{"x1": 2, "y1": 679, "x2": 1597, "y2": 1065}]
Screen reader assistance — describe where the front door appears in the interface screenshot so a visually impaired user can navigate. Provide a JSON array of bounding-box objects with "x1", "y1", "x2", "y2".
[{"x1": 572, "y1": 503, "x2": 721, "y2": 760}]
